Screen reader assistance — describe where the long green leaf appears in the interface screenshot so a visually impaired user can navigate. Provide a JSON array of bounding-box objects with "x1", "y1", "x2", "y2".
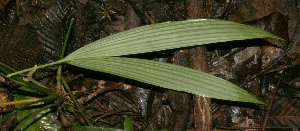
[
  {"x1": 67, "y1": 57, "x2": 262, "y2": 104},
  {"x1": 8, "y1": 19, "x2": 281, "y2": 103},
  {"x1": 66, "y1": 19, "x2": 281, "y2": 59}
]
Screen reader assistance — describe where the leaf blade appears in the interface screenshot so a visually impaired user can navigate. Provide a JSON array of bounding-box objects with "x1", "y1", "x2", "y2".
[
  {"x1": 66, "y1": 19, "x2": 281, "y2": 59},
  {"x1": 67, "y1": 57, "x2": 263, "y2": 104}
]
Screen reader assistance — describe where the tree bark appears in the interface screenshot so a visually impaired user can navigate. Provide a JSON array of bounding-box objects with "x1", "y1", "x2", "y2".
[
  {"x1": 190, "y1": 47, "x2": 212, "y2": 131},
  {"x1": 167, "y1": 50, "x2": 193, "y2": 131},
  {"x1": 187, "y1": 0, "x2": 213, "y2": 130}
]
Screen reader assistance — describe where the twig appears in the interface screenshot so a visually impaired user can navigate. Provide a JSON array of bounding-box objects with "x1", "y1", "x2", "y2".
[{"x1": 262, "y1": 72, "x2": 284, "y2": 131}]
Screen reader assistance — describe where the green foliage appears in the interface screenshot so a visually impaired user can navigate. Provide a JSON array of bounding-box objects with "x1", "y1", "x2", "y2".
[
  {"x1": 14, "y1": 87, "x2": 59, "y2": 131},
  {"x1": 1, "y1": 18, "x2": 284, "y2": 130},
  {"x1": 2, "y1": 19, "x2": 282, "y2": 130},
  {"x1": 8, "y1": 19, "x2": 282, "y2": 104},
  {"x1": 64, "y1": 19, "x2": 279, "y2": 103}
]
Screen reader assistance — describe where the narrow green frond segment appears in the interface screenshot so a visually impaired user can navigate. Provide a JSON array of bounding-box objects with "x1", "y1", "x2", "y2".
[
  {"x1": 66, "y1": 19, "x2": 281, "y2": 59},
  {"x1": 67, "y1": 57, "x2": 263, "y2": 104}
]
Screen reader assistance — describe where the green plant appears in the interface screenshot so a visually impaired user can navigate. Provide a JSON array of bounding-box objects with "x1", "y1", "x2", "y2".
[
  {"x1": 8, "y1": 19, "x2": 281, "y2": 103},
  {"x1": 1, "y1": 19, "x2": 281, "y2": 130}
]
